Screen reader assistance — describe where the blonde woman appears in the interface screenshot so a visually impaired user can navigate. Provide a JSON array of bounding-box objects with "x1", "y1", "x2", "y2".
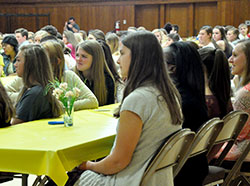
[
  {"x1": 34, "y1": 30, "x2": 49, "y2": 44},
  {"x1": 74, "y1": 33, "x2": 84, "y2": 44},
  {"x1": 41, "y1": 40, "x2": 98, "y2": 110},
  {"x1": 152, "y1": 28, "x2": 164, "y2": 44}
]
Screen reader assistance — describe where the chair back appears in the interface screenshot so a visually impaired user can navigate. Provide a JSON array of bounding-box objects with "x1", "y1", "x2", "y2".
[
  {"x1": 222, "y1": 140, "x2": 250, "y2": 186},
  {"x1": 174, "y1": 118, "x2": 224, "y2": 177},
  {"x1": 140, "y1": 129, "x2": 195, "y2": 186},
  {"x1": 217, "y1": 110, "x2": 249, "y2": 143},
  {"x1": 212, "y1": 111, "x2": 249, "y2": 165}
]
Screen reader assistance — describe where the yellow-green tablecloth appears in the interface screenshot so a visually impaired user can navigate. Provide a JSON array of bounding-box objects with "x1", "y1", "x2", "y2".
[{"x1": 0, "y1": 104, "x2": 118, "y2": 186}]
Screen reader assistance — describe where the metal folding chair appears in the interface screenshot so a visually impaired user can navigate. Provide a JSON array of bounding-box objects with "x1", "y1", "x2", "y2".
[
  {"x1": 203, "y1": 110, "x2": 249, "y2": 186},
  {"x1": 140, "y1": 128, "x2": 195, "y2": 186}
]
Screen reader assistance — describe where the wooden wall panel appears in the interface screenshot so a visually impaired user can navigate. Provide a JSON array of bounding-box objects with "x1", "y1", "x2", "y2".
[
  {"x1": 217, "y1": 0, "x2": 250, "y2": 27},
  {"x1": 0, "y1": 0, "x2": 249, "y2": 37},
  {"x1": 15, "y1": 7, "x2": 37, "y2": 32},
  {"x1": 135, "y1": 5, "x2": 159, "y2": 31},
  {"x1": 1, "y1": 4, "x2": 134, "y2": 34},
  {"x1": 77, "y1": 5, "x2": 134, "y2": 33},
  {"x1": 0, "y1": 7, "x2": 17, "y2": 33},
  {"x1": 194, "y1": 2, "x2": 217, "y2": 35},
  {"x1": 165, "y1": 3, "x2": 194, "y2": 37},
  {"x1": 37, "y1": 7, "x2": 54, "y2": 30}
]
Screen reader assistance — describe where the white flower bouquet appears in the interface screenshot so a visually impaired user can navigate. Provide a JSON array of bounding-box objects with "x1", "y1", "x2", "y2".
[{"x1": 46, "y1": 80, "x2": 80, "y2": 126}]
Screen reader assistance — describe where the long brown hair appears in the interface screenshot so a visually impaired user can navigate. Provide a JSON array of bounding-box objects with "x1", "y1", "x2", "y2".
[
  {"x1": 17, "y1": 44, "x2": 62, "y2": 117},
  {"x1": 238, "y1": 39, "x2": 250, "y2": 87},
  {"x1": 74, "y1": 40, "x2": 115, "y2": 106},
  {"x1": 41, "y1": 40, "x2": 65, "y2": 81},
  {"x1": 0, "y1": 81, "x2": 14, "y2": 124},
  {"x1": 115, "y1": 31, "x2": 183, "y2": 125}
]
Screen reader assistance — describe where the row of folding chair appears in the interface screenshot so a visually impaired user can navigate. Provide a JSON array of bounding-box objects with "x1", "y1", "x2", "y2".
[
  {"x1": 140, "y1": 110, "x2": 249, "y2": 186},
  {"x1": 204, "y1": 110, "x2": 249, "y2": 186}
]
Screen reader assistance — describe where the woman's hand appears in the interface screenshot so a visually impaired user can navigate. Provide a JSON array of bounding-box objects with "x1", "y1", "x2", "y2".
[{"x1": 78, "y1": 161, "x2": 87, "y2": 170}]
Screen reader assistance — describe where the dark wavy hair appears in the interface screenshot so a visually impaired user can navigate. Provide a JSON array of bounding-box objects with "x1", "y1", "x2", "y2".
[
  {"x1": 115, "y1": 31, "x2": 183, "y2": 125},
  {"x1": 214, "y1": 25, "x2": 233, "y2": 58},
  {"x1": 164, "y1": 42, "x2": 206, "y2": 109},
  {"x1": 199, "y1": 47, "x2": 231, "y2": 117}
]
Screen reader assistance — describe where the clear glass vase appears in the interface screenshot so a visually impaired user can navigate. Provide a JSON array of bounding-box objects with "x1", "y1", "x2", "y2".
[{"x1": 63, "y1": 101, "x2": 74, "y2": 127}]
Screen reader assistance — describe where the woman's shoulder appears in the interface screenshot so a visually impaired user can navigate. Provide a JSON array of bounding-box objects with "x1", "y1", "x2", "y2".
[
  {"x1": 234, "y1": 83, "x2": 250, "y2": 109},
  {"x1": 124, "y1": 86, "x2": 159, "y2": 103},
  {"x1": 243, "y1": 83, "x2": 250, "y2": 92},
  {"x1": 21, "y1": 85, "x2": 44, "y2": 99},
  {"x1": 28, "y1": 85, "x2": 44, "y2": 93},
  {"x1": 121, "y1": 86, "x2": 161, "y2": 123},
  {"x1": 64, "y1": 69, "x2": 76, "y2": 77},
  {"x1": 236, "y1": 83, "x2": 250, "y2": 97}
]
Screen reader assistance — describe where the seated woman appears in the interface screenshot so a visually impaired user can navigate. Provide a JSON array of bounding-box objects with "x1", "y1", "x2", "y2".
[
  {"x1": 152, "y1": 28, "x2": 165, "y2": 45},
  {"x1": 87, "y1": 29, "x2": 105, "y2": 41},
  {"x1": 105, "y1": 33, "x2": 120, "y2": 67},
  {"x1": 227, "y1": 27, "x2": 240, "y2": 47},
  {"x1": 63, "y1": 30, "x2": 78, "y2": 59},
  {"x1": 70, "y1": 31, "x2": 183, "y2": 186},
  {"x1": 0, "y1": 81, "x2": 14, "y2": 127},
  {"x1": 215, "y1": 39, "x2": 250, "y2": 161},
  {"x1": 74, "y1": 40, "x2": 115, "y2": 106},
  {"x1": 11, "y1": 44, "x2": 62, "y2": 125},
  {"x1": 97, "y1": 39, "x2": 124, "y2": 103},
  {"x1": 164, "y1": 42, "x2": 209, "y2": 186},
  {"x1": 1, "y1": 35, "x2": 18, "y2": 76},
  {"x1": 163, "y1": 33, "x2": 181, "y2": 48},
  {"x1": 213, "y1": 25, "x2": 233, "y2": 58},
  {"x1": 41, "y1": 40, "x2": 98, "y2": 110},
  {"x1": 198, "y1": 25, "x2": 218, "y2": 49},
  {"x1": 198, "y1": 47, "x2": 232, "y2": 119}
]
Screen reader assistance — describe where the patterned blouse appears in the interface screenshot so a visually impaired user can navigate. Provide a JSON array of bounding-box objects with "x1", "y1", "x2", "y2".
[{"x1": 216, "y1": 82, "x2": 250, "y2": 161}]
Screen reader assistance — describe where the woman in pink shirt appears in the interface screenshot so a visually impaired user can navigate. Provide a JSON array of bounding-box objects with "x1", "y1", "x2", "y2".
[{"x1": 63, "y1": 30, "x2": 78, "y2": 59}]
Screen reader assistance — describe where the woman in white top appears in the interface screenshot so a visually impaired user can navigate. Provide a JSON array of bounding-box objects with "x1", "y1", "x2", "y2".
[
  {"x1": 72, "y1": 31, "x2": 183, "y2": 186},
  {"x1": 198, "y1": 25, "x2": 217, "y2": 49}
]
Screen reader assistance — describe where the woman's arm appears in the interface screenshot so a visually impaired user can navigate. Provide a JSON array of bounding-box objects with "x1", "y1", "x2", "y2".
[
  {"x1": 5, "y1": 76, "x2": 23, "y2": 104},
  {"x1": 79, "y1": 110, "x2": 143, "y2": 175},
  {"x1": 234, "y1": 89, "x2": 250, "y2": 141},
  {"x1": 65, "y1": 70, "x2": 99, "y2": 110},
  {"x1": 11, "y1": 117, "x2": 24, "y2": 125},
  {"x1": 216, "y1": 40, "x2": 226, "y2": 51}
]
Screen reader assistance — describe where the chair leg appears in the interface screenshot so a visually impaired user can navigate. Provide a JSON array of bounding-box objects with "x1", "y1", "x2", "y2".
[
  {"x1": 230, "y1": 175, "x2": 250, "y2": 186},
  {"x1": 22, "y1": 174, "x2": 29, "y2": 186},
  {"x1": 39, "y1": 176, "x2": 49, "y2": 186},
  {"x1": 32, "y1": 176, "x2": 42, "y2": 186},
  {"x1": 239, "y1": 175, "x2": 250, "y2": 186}
]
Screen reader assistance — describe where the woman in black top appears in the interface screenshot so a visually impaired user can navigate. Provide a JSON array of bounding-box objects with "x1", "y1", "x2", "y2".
[
  {"x1": 164, "y1": 42, "x2": 208, "y2": 186},
  {"x1": 74, "y1": 40, "x2": 115, "y2": 106}
]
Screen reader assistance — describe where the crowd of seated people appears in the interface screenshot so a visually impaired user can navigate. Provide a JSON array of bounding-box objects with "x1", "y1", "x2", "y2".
[{"x1": 0, "y1": 20, "x2": 249, "y2": 186}]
